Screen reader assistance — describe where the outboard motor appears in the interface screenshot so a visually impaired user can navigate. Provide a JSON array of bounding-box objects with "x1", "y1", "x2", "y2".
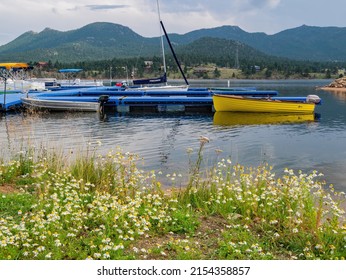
[
  {"x1": 98, "y1": 95, "x2": 109, "y2": 105},
  {"x1": 306, "y1": 95, "x2": 322, "y2": 105},
  {"x1": 98, "y1": 95, "x2": 109, "y2": 116}
]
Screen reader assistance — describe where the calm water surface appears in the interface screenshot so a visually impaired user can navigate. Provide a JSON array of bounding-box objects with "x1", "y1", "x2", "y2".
[{"x1": 1, "y1": 80, "x2": 346, "y2": 191}]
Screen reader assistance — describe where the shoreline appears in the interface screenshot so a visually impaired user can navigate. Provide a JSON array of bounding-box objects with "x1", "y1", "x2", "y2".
[{"x1": 319, "y1": 86, "x2": 346, "y2": 92}]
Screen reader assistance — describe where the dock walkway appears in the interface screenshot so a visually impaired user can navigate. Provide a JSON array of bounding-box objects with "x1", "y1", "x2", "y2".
[{"x1": 0, "y1": 92, "x2": 23, "y2": 112}]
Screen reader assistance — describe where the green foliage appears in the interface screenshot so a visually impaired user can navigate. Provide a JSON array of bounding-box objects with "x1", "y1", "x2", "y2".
[
  {"x1": 0, "y1": 193, "x2": 36, "y2": 222},
  {"x1": 0, "y1": 142, "x2": 345, "y2": 260},
  {"x1": 0, "y1": 149, "x2": 34, "y2": 185}
]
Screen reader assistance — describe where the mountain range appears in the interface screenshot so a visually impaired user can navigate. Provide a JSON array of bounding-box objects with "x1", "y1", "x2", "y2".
[{"x1": 0, "y1": 22, "x2": 345, "y2": 63}]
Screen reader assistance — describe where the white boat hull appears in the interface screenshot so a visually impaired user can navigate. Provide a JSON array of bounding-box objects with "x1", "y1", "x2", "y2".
[
  {"x1": 129, "y1": 85, "x2": 189, "y2": 91},
  {"x1": 21, "y1": 97, "x2": 100, "y2": 112}
]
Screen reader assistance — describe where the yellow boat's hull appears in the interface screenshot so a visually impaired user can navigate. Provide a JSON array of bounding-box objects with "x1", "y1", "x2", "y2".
[
  {"x1": 0, "y1": 62, "x2": 29, "y2": 70},
  {"x1": 213, "y1": 94, "x2": 315, "y2": 114},
  {"x1": 213, "y1": 111, "x2": 315, "y2": 126}
]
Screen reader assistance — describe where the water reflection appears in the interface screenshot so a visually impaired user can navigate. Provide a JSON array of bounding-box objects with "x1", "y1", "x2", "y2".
[
  {"x1": 0, "y1": 114, "x2": 12, "y2": 153},
  {"x1": 320, "y1": 88, "x2": 346, "y2": 102},
  {"x1": 213, "y1": 112, "x2": 317, "y2": 126}
]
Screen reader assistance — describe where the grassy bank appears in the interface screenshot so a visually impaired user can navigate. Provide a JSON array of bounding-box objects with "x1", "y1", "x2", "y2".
[{"x1": 0, "y1": 139, "x2": 345, "y2": 260}]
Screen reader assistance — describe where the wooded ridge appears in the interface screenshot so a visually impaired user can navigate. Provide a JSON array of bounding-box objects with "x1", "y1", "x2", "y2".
[{"x1": 1, "y1": 22, "x2": 346, "y2": 63}]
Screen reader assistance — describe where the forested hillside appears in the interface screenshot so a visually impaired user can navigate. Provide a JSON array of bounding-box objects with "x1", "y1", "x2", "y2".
[
  {"x1": 2, "y1": 22, "x2": 346, "y2": 80},
  {"x1": 2, "y1": 22, "x2": 346, "y2": 62}
]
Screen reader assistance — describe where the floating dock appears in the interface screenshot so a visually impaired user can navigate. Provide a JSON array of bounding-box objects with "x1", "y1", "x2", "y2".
[
  {"x1": 0, "y1": 92, "x2": 24, "y2": 112},
  {"x1": 24, "y1": 88, "x2": 279, "y2": 113},
  {"x1": 2, "y1": 87, "x2": 280, "y2": 113}
]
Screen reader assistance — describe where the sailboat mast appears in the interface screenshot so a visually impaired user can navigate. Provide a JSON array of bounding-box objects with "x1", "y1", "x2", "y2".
[{"x1": 156, "y1": 0, "x2": 167, "y2": 84}]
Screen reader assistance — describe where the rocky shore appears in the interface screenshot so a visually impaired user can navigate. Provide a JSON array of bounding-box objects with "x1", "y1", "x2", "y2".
[{"x1": 321, "y1": 77, "x2": 346, "y2": 91}]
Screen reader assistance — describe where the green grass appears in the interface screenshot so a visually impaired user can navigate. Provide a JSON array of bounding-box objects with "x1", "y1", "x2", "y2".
[
  {"x1": 0, "y1": 140, "x2": 345, "y2": 260},
  {"x1": 0, "y1": 193, "x2": 36, "y2": 220}
]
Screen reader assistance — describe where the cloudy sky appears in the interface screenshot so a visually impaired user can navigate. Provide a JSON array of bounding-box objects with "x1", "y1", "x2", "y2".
[{"x1": 0, "y1": 0, "x2": 345, "y2": 46}]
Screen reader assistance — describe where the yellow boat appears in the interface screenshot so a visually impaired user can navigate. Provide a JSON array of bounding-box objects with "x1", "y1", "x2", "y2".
[
  {"x1": 0, "y1": 62, "x2": 29, "y2": 70},
  {"x1": 213, "y1": 111, "x2": 315, "y2": 126},
  {"x1": 213, "y1": 94, "x2": 318, "y2": 114}
]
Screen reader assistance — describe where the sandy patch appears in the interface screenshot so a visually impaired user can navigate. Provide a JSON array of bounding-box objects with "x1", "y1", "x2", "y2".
[{"x1": 0, "y1": 184, "x2": 18, "y2": 194}]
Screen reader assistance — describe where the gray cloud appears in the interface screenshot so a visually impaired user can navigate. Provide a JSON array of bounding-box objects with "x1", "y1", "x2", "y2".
[
  {"x1": 0, "y1": 0, "x2": 344, "y2": 46},
  {"x1": 145, "y1": 0, "x2": 281, "y2": 20},
  {"x1": 247, "y1": 0, "x2": 281, "y2": 8},
  {"x1": 85, "y1": 5, "x2": 128, "y2": 11}
]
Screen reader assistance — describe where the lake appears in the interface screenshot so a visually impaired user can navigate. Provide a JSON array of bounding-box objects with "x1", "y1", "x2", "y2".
[{"x1": 1, "y1": 79, "x2": 346, "y2": 192}]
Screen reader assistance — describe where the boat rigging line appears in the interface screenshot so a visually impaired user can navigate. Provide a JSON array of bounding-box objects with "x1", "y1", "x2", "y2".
[{"x1": 159, "y1": 20, "x2": 189, "y2": 86}]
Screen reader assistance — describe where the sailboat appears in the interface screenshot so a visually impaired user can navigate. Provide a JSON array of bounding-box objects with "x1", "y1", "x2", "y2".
[{"x1": 129, "y1": 0, "x2": 189, "y2": 91}]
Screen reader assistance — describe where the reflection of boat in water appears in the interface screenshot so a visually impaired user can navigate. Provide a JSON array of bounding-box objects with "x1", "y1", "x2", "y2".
[{"x1": 213, "y1": 111, "x2": 316, "y2": 126}]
